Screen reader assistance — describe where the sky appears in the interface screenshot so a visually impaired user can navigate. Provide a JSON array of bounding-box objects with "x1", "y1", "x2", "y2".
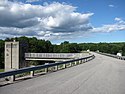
[{"x1": 0, "y1": 0, "x2": 125, "y2": 44}]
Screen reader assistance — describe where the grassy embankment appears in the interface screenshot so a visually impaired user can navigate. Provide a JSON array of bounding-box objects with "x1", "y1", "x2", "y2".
[{"x1": 0, "y1": 69, "x2": 4, "y2": 72}]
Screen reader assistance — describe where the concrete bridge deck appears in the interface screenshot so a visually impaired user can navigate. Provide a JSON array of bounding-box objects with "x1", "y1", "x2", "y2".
[{"x1": 0, "y1": 52, "x2": 125, "y2": 94}]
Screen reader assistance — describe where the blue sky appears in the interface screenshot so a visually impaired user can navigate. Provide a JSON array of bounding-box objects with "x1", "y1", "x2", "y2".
[{"x1": 0, "y1": 0, "x2": 125, "y2": 44}]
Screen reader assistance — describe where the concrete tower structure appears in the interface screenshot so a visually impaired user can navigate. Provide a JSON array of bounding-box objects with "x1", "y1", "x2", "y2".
[{"x1": 5, "y1": 41, "x2": 25, "y2": 72}]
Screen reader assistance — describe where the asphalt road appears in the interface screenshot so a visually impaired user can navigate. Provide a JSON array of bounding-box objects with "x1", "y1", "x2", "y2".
[{"x1": 0, "y1": 52, "x2": 125, "y2": 94}]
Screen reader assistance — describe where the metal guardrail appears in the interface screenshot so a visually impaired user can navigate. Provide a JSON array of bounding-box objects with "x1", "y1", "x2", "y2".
[
  {"x1": 96, "y1": 52, "x2": 125, "y2": 60},
  {"x1": 0, "y1": 55, "x2": 95, "y2": 82}
]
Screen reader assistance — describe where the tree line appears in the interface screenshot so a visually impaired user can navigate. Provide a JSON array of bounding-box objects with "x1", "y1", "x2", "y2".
[{"x1": 0, "y1": 36, "x2": 125, "y2": 68}]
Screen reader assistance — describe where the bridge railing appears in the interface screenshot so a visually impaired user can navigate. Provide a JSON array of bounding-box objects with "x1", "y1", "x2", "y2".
[
  {"x1": 96, "y1": 52, "x2": 125, "y2": 60},
  {"x1": 0, "y1": 54, "x2": 95, "y2": 83},
  {"x1": 25, "y1": 53, "x2": 89, "y2": 59}
]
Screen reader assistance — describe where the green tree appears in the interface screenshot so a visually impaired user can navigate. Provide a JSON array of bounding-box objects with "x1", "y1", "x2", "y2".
[
  {"x1": 0, "y1": 40, "x2": 4, "y2": 69},
  {"x1": 122, "y1": 43, "x2": 125, "y2": 56},
  {"x1": 29, "y1": 37, "x2": 38, "y2": 52}
]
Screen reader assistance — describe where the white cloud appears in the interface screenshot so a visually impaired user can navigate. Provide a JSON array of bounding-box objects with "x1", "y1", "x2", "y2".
[
  {"x1": 108, "y1": 4, "x2": 115, "y2": 8},
  {"x1": 0, "y1": 1, "x2": 94, "y2": 40},
  {"x1": 26, "y1": 0, "x2": 40, "y2": 3},
  {"x1": 92, "y1": 24, "x2": 125, "y2": 33},
  {"x1": 91, "y1": 18, "x2": 125, "y2": 33},
  {"x1": 115, "y1": 17, "x2": 122, "y2": 21},
  {"x1": 114, "y1": 17, "x2": 125, "y2": 24}
]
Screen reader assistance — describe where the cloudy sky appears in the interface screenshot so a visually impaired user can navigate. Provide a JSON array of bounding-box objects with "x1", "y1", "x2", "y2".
[{"x1": 0, "y1": 0, "x2": 125, "y2": 43}]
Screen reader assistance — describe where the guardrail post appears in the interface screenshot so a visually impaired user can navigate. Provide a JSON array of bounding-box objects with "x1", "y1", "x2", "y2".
[
  {"x1": 82, "y1": 59, "x2": 85, "y2": 63},
  {"x1": 44, "y1": 63, "x2": 49, "y2": 73},
  {"x1": 30, "y1": 65, "x2": 35, "y2": 77},
  {"x1": 63, "y1": 64, "x2": 66, "y2": 69},
  {"x1": 80, "y1": 60, "x2": 82, "y2": 63},
  {"x1": 71, "y1": 62, "x2": 73, "y2": 66},
  {"x1": 6, "y1": 68, "x2": 16, "y2": 83},
  {"x1": 44, "y1": 68, "x2": 48, "y2": 73},
  {"x1": 70, "y1": 62, "x2": 73, "y2": 67},
  {"x1": 75, "y1": 61, "x2": 77, "y2": 65},
  {"x1": 9, "y1": 75, "x2": 15, "y2": 83},
  {"x1": 55, "y1": 65, "x2": 58, "y2": 71},
  {"x1": 68, "y1": 63, "x2": 70, "y2": 67},
  {"x1": 79, "y1": 60, "x2": 81, "y2": 64},
  {"x1": 85, "y1": 59, "x2": 87, "y2": 62},
  {"x1": 30, "y1": 70, "x2": 34, "y2": 77},
  {"x1": 80, "y1": 60, "x2": 83, "y2": 64}
]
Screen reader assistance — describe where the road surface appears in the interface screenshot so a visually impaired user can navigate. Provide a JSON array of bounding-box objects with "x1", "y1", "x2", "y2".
[{"x1": 0, "y1": 52, "x2": 125, "y2": 94}]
